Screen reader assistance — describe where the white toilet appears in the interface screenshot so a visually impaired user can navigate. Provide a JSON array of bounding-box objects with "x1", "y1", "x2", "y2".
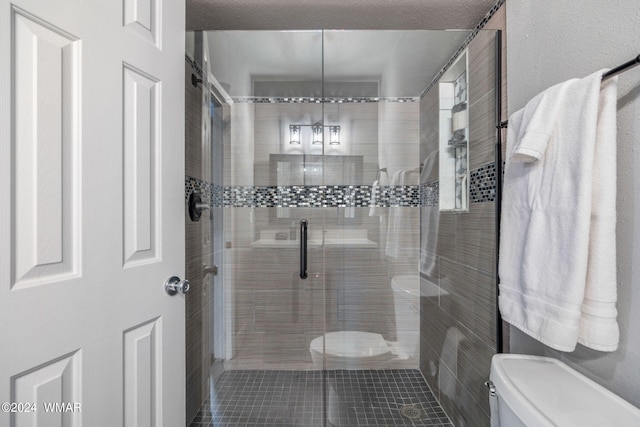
[
  {"x1": 489, "y1": 354, "x2": 640, "y2": 426},
  {"x1": 309, "y1": 274, "x2": 420, "y2": 369}
]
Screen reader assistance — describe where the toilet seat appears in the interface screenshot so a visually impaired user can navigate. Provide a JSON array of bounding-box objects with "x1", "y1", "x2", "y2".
[{"x1": 310, "y1": 331, "x2": 392, "y2": 359}]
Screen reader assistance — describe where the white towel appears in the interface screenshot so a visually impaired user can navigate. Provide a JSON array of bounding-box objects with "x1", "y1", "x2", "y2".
[
  {"x1": 344, "y1": 187, "x2": 355, "y2": 219},
  {"x1": 276, "y1": 162, "x2": 291, "y2": 218},
  {"x1": 510, "y1": 78, "x2": 578, "y2": 163},
  {"x1": 344, "y1": 163, "x2": 356, "y2": 218},
  {"x1": 420, "y1": 151, "x2": 440, "y2": 277},
  {"x1": 370, "y1": 170, "x2": 390, "y2": 217},
  {"x1": 385, "y1": 169, "x2": 419, "y2": 258},
  {"x1": 369, "y1": 180, "x2": 383, "y2": 216},
  {"x1": 385, "y1": 170, "x2": 405, "y2": 258},
  {"x1": 579, "y1": 76, "x2": 619, "y2": 351},
  {"x1": 499, "y1": 70, "x2": 619, "y2": 352}
]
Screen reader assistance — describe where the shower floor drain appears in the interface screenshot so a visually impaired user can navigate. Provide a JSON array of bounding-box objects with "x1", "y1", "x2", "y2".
[{"x1": 400, "y1": 404, "x2": 423, "y2": 420}]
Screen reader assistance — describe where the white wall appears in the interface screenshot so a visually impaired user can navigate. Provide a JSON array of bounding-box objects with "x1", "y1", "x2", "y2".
[{"x1": 507, "y1": 0, "x2": 640, "y2": 407}]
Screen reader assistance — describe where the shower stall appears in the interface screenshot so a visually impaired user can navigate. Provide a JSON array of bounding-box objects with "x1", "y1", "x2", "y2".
[{"x1": 185, "y1": 28, "x2": 500, "y2": 427}]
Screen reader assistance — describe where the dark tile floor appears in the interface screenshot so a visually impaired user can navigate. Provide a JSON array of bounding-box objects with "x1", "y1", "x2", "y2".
[{"x1": 189, "y1": 369, "x2": 453, "y2": 427}]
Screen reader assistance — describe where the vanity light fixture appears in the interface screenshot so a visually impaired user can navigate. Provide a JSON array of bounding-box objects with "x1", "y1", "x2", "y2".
[
  {"x1": 289, "y1": 124, "x2": 301, "y2": 145},
  {"x1": 288, "y1": 123, "x2": 341, "y2": 145},
  {"x1": 329, "y1": 126, "x2": 341, "y2": 145},
  {"x1": 312, "y1": 124, "x2": 323, "y2": 145}
]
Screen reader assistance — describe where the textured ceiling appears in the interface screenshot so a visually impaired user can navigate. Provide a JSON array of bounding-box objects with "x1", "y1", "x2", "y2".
[{"x1": 187, "y1": 0, "x2": 497, "y2": 31}]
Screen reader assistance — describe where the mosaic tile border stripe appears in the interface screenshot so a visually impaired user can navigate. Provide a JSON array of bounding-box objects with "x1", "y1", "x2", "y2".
[
  {"x1": 185, "y1": 176, "x2": 224, "y2": 207},
  {"x1": 186, "y1": 177, "x2": 420, "y2": 208},
  {"x1": 224, "y1": 185, "x2": 420, "y2": 208},
  {"x1": 421, "y1": 182, "x2": 439, "y2": 207},
  {"x1": 422, "y1": 162, "x2": 496, "y2": 206},
  {"x1": 185, "y1": 162, "x2": 495, "y2": 209},
  {"x1": 469, "y1": 162, "x2": 497, "y2": 203},
  {"x1": 231, "y1": 96, "x2": 419, "y2": 104}
]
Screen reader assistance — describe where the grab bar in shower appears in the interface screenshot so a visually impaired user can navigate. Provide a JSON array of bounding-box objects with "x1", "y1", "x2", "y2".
[{"x1": 300, "y1": 219, "x2": 308, "y2": 280}]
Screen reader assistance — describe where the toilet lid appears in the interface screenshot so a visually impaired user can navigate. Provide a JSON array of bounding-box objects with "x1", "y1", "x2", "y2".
[{"x1": 310, "y1": 331, "x2": 391, "y2": 358}]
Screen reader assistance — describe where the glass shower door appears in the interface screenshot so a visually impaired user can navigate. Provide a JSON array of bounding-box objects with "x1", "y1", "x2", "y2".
[
  {"x1": 216, "y1": 30, "x2": 327, "y2": 369},
  {"x1": 202, "y1": 27, "x2": 499, "y2": 426},
  {"x1": 320, "y1": 30, "x2": 434, "y2": 426},
  {"x1": 321, "y1": 29, "x2": 425, "y2": 368},
  {"x1": 206, "y1": 29, "x2": 331, "y2": 425}
]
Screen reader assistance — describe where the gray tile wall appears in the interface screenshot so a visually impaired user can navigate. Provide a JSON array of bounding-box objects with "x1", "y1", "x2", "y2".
[{"x1": 419, "y1": 23, "x2": 503, "y2": 427}]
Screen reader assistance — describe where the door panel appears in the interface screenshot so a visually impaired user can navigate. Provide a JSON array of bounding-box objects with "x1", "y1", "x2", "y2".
[
  {"x1": 122, "y1": 63, "x2": 160, "y2": 266},
  {"x1": 11, "y1": 351, "x2": 81, "y2": 426},
  {"x1": 123, "y1": 318, "x2": 161, "y2": 427},
  {"x1": 0, "y1": 0, "x2": 185, "y2": 425},
  {"x1": 11, "y1": 7, "x2": 81, "y2": 288},
  {"x1": 123, "y1": 0, "x2": 159, "y2": 47}
]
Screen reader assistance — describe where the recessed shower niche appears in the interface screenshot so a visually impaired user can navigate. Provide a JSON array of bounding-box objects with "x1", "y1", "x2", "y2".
[{"x1": 439, "y1": 51, "x2": 469, "y2": 212}]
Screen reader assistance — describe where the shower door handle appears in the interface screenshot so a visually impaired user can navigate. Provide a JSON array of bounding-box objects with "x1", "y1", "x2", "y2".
[{"x1": 299, "y1": 219, "x2": 308, "y2": 279}]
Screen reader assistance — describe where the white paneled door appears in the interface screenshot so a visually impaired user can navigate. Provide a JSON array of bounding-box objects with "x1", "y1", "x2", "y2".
[{"x1": 0, "y1": 0, "x2": 186, "y2": 425}]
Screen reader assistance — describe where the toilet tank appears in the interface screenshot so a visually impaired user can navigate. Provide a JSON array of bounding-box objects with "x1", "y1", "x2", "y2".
[{"x1": 490, "y1": 354, "x2": 640, "y2": 427}]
